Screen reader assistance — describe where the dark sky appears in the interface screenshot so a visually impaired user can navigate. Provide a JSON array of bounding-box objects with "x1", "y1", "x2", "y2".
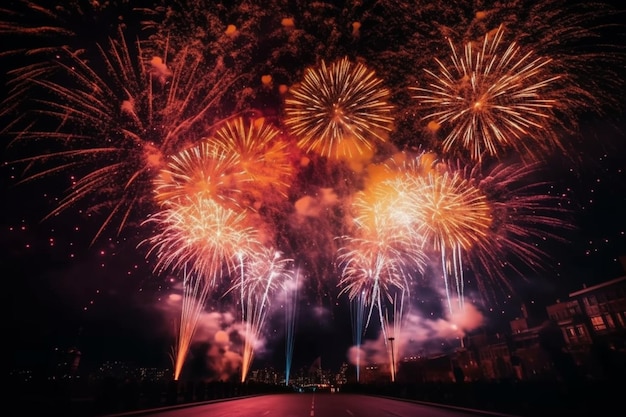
[{"x1": 2, "y1": 0, "x2": 626, "y2": 378}]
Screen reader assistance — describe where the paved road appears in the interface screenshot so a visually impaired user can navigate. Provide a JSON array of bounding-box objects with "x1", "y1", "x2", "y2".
[{"x1": 122, "y1": 393, "x2": 517, "y2": 417}]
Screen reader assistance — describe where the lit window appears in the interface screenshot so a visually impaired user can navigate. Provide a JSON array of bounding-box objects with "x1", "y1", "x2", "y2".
[{"x1": 591, "y1": 315, "x2": 606, "y2": 331}]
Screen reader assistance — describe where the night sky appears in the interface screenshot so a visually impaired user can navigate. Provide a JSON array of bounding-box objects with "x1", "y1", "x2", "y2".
[{"x1": 2, "y1": 0, "x2": 626, "y2": 379}]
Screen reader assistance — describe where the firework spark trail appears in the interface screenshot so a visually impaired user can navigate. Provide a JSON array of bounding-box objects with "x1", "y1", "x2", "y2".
[
  {"x1": 350, "y1": 290, "x2": 366, "y2": 383},
  {"x1": 169, "y1": 267, "x2": 213, "y2": 381},
  {"x1": 285, "y1": 56, "x2": 395, "y2": 160},
  {"x1": 227, "y1": 246, "x2": 294, "y2": 382},
  {"x1": 411, "y1": 25, "x2": 561, "y2": 163},
  {"x1": 2, "y1": 24, "x2": 242, "y2": 243},
  {"x1": 466, "y1": 160, "x2": 574, "y2": 300},
  {"x1": 384, "y1": 291, "x2": 404, "y2": 383},
  {"x1": 283, "y1": 270, "x2": 300, "y2": 386}
]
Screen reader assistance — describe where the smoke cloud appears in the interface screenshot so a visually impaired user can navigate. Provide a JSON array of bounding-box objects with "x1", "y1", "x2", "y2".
[{"x1": 346, "y1": 300, "x2": 484, "y2": 366}]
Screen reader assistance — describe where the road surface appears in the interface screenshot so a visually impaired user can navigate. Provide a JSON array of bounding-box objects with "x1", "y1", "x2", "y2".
[{"x1": 119, "y1": 393, "x2": 517, "y2": 417}]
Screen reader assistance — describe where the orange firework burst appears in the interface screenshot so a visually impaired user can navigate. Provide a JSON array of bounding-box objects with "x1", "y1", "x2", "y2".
[
  {"x1": 212, "y1": 117, "x2": 295, "y2": 203},
  {"x1": 398, "y1": 153, "x2": 570, "y2": 307},
  {"x1": 154, "y1": 117, "x2": 294, "y2": 214},
  {"x1": 142, "y1": 197, "x2": 261, "y2": 286},
  {"x1": 385, "y1": 153, "x2": 493, "y2": 313},
  {"x1": 409, "y1": 162, "x2": 493, "y2": 253},
  {"x1": 337, "y1": 173, "x2": 426, "y2": 337},
  {"x1": 284, "y1": 56, "x2": 395, "y2": 160},
  {"x1": 411, "y1": 25, "x2": 562, "y2": 163}
]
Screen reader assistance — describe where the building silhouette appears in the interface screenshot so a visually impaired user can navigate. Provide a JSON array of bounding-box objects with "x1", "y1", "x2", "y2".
[
  {"x1": 546, "y1": 275, "x2": 626, "y2": 380},
  {"x1": 388, "y1": 274, "x2": 626, "y2": 384}
]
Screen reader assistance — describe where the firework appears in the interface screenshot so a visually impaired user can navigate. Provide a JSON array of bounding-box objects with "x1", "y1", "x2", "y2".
[
  {"x1": 227, "y1": 246, "x2": 295, "y2": 382},
  {"x1": 398, "y1": 155, "x2": 492, "y2": 313},
  {"x1": 283, "y1": 271, "x2": 300, "y2": 386},
  {"x1": 154, "y1": 140, "x2": 245, "y2": 211},
  {"x1": 284, "y1": 56, "x2": 395, "y2": 160},
  {"x1": 169, "y1": 268, "x2": 212, "y2": 381},
  {"x1": 408, "y1": 160, "x2": 492, "y2": 253},
  {"x1": 2, "y1": 25, "x2": 241, "y2": 243},
  {"x1": 212, "y1": 117, "x2": 296, "y2": 203},
  {"x1": 403, "y1": 153, "x2": 570, "y2": 306},
  {"x1": 411, "y1": 25, "x2": 562, "y2": 163},
  {"x1": 349, "y1": 291, "x2": 366, "y2": 382},
  {"x1": 459, "y1": 0, "x2": 626, "y2": 124},
  {"x1": 141, "y1": 196, "x2": 261, "y2": 287},
  {"x1": 337, "y1": 175, "x2": 426, "y2": 359}
]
